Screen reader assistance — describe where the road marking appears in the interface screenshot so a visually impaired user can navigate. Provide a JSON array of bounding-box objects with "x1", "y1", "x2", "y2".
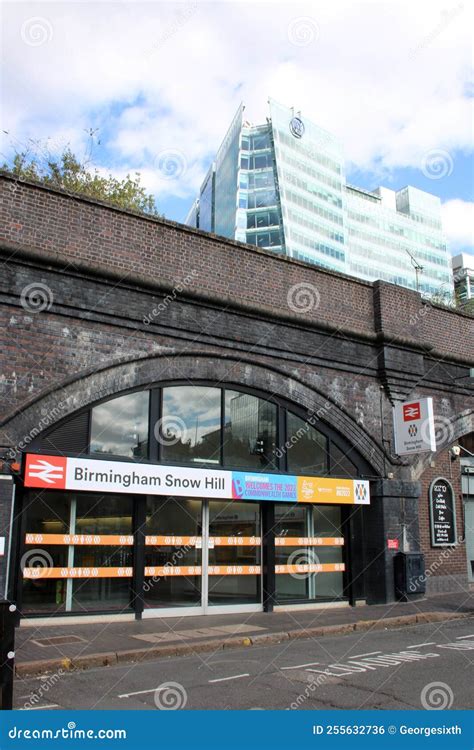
[
  {"x1": 456, "y1": 634, "x2": 474, "y2": 639},
  {"x1": 280, "y1": 662, "x2": 321, "y2": 670},
  {"x1": 21, "y1": 704, "x2": 59, "y2": 711},
  {"x1": 208, "y1": 673, "x2": 249, "y2": 683},
  {"x1": 406, "y1": 642, "x2": 436, "y2": 648},
  {"x1": 349, "y1": 651, "x2": 381, "y2": 658},
  {"x1": 118, "y1": 687, "x2": 166, "y2": 699}
]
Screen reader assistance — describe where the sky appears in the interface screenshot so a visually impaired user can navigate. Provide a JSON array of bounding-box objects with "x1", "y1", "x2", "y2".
[{"x1": 1, "y1": 0, "x2": 473, "y2": 255}]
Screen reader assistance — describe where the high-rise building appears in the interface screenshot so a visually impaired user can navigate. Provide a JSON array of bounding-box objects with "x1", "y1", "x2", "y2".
[
  {"x1": 452, "y1": 252, "x2": 474, "y2": 303},
  {"x1": 186, "y1": 100, "x2": 453, "y2": 297}
]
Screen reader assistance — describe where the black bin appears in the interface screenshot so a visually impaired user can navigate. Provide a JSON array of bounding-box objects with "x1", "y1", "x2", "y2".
[
  {"x1": 394, "y1": 552, "x2": 426, "y2": 601},
  {"x1": 0, "y1": 601, "x2": 16, "y2": 710}
]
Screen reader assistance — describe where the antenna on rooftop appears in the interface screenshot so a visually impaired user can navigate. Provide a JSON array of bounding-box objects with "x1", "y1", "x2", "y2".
[{"x1": 405, "y1": 248, "x2": 424, "y2": 292}]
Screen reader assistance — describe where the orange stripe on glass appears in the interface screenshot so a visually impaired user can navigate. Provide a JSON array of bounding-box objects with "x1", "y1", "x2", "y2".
[
  {"x1": 209, "y1": 537, "x2": 261, "y2": 546},
  {"x1": 144, "y1": 566, "x2": 202, "y2": 577},
  {"x1": 207, "y1": 565, "x2": 261, "y2": 575},
  {"x1": 24, "y1": 534, "x2": 134, "y2": 546},
  {"x1": 275, "y1": 537, "x2": 344, "y2": 546},
  {"x1": 275, "y1": 563, "x2": 345, "y2": 574},
  {"x1": 145, "y1": 536, "x2": 201, "y2": 547},
  {"x1": 23, "y1": 566, "x2": 133, "y2": 579}
]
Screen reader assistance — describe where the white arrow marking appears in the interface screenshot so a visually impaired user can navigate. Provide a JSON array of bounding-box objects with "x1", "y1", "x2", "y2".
[{"x1": 28, "y1": 460, "x2": 64, "y2": 484}]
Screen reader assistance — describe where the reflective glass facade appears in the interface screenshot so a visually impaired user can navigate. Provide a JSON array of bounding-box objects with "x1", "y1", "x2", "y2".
[{"x1": 187, "y1": 100, "x2": 452, "y2": 297}]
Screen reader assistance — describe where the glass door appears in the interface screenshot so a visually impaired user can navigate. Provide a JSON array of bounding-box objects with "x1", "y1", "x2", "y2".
[
  {"x1": 142, "y1": 497, "x2": 262, "y2": 616},
  {"x1": 143, "y1": 497, "x2": 204, "y2": 616},
  {"x1": 205, "y1": 500, "x2": 262, "y2": 613}
]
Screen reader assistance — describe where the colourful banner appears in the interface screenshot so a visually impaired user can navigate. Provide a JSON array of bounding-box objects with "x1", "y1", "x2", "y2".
[{"x1": 23, "y1": 454, "x2": 370, "y2": 506}]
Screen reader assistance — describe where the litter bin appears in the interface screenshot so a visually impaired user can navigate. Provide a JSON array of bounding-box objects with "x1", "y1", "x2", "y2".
[
  {"x1": 394, "y1": 552, "x2": 426, "y2": 601},
  {"x1": 0, "y1": 601, "x2": 16, "y2": 710}
]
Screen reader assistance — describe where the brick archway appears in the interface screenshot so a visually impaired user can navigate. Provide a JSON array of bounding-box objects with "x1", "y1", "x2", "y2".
[{"x1": 2, "y1": 352, "x2": 385, "y2": 475}]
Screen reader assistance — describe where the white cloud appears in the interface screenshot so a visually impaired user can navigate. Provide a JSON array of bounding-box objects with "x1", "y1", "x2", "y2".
[
  {"x1": 441, "y1": 199, "x2": 474, "y2": 253},
  {"x1": 1, "y1": 0, "x2": 472, "y2": 207}
]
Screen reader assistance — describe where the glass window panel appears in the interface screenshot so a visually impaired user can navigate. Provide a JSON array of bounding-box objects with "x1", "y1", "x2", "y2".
[
  {"x1": 274, "y1": 504, "x2": 309, "y2": 602},
  {"x1": 252, "y1": 133, "x2": 270, "y2": 150},
  {"x1": 254, "y1": 154, "x2": 267, "y2": 169},
  {"x1": 208, "y1": 500, "x2": 260, "y2": 605},
  {"x1": 144, "y1": 497, "x2": 202, "y2": 608},
  {"x1": 90, "y1": 391, "x2": 149, "y2": 459},
  {"x1": 312, "y1": 506, "x2": 344, "y2": 599},
  {"x1": 247, "y1": 213, "x2": 256, "y2": 228},
  {"x1": 21, "y1": 491, "x2": 70, "y2": 613},
  {"x1": 269, "y1": 209, "x2": 279, "y2": 225},
  {"x1": 287, "y1": 412, "x2": 328, "y2": 475},
  {"x1": 72, "y1": 494, "x2": 133, "y2": 612},
  {"x1": 330, "y1": 443, "x2": 358, "y2": 477},
  {"x1": 269, "y1": 230, "x2": 281, "y2": 246},
  {"x1": 161, "y1": 386, "x2": 221, "y2": 464},
  {"x1": 240, "y1": 156, "x2": 249, "y2": 169},
  {"x1": 224, "y1": 390, "x2": 277, "y2": 470}
]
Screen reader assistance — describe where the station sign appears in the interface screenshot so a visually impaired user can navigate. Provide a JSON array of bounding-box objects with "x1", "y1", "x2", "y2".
[
  {"x1": 393, "y1": 397, "x2": 436, "y2": 455},
  {"x1": 23, "y1": 454, "x2": 370, "y2": 506}
]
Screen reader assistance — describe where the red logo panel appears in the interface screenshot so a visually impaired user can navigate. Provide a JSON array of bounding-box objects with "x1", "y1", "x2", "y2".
[
  {"x1": 24, "y1": 455, "x2": 67, "y2": 489},
  {"x1": 403, "y1": 402, "x2": 421, "y2": 422}
]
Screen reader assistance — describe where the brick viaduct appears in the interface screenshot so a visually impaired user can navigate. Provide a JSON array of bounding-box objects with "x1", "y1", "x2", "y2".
[{"x1": 0, "y1": 173, "x2": 473, "y2": 602}]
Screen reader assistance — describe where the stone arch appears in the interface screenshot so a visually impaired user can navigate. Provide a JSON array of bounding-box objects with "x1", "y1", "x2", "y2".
[{"x1": 2, "y1": 352, "x2": 386, "y2": 475}]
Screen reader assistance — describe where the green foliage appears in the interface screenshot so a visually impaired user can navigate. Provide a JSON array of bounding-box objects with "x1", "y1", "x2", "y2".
[{"x1": 3, "y1": 145, "x2": 158, "y2": 216}]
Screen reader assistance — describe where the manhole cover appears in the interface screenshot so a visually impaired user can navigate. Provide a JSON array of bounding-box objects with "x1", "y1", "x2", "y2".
[{"x1": 32, "y1": 635, "x2": 86, "y2": 648}]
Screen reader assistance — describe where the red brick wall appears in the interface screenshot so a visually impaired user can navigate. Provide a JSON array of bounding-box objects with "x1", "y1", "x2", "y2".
[{"x1": 1, "y1": 174, "x2": 472, "y2": 362}]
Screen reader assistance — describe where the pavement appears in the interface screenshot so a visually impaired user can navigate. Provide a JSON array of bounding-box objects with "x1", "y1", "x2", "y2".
[{"x1": 13, "y1": 591, "x2": 474, "y2": 677}]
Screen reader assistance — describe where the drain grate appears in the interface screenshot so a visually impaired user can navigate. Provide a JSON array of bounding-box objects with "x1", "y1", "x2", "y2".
[{"x1": 32, "y1": 635, "x2": 86, "y2": 648}]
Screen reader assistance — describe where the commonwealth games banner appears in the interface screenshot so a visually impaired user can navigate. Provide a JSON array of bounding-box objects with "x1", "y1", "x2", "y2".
[{"x1": 23, "y1": 454, "x2": 370, "y2": 506}]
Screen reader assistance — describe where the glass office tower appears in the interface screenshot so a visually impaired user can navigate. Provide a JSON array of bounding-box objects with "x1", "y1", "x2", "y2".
[{"x1": 187, "y1": 99, "x2": 452, "y2": 296}]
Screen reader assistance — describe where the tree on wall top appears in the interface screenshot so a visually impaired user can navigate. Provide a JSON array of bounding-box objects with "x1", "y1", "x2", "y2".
[{"x1": 2, "y1": 131, "x2": 159, "y2": 216}]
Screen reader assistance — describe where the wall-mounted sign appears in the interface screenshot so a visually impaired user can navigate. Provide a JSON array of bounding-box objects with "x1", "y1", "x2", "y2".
[
  {"x1": 387, "y1": 538, "x2": 399, "y2": 550},
  {"x1": 23, "y1": 454, "x2": 370, "y2": 506},
  {"x1": 429, "y1": 477, "x2": 457, "y2": 547},
  {"x1": 393, "y1": 397, "x2": 436, "y2": 455}
]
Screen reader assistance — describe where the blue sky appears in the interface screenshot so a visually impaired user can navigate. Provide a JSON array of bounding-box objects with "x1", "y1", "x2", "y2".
[{"x1": 2, "y1": 0, "x2": 473, "y2": 254}]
